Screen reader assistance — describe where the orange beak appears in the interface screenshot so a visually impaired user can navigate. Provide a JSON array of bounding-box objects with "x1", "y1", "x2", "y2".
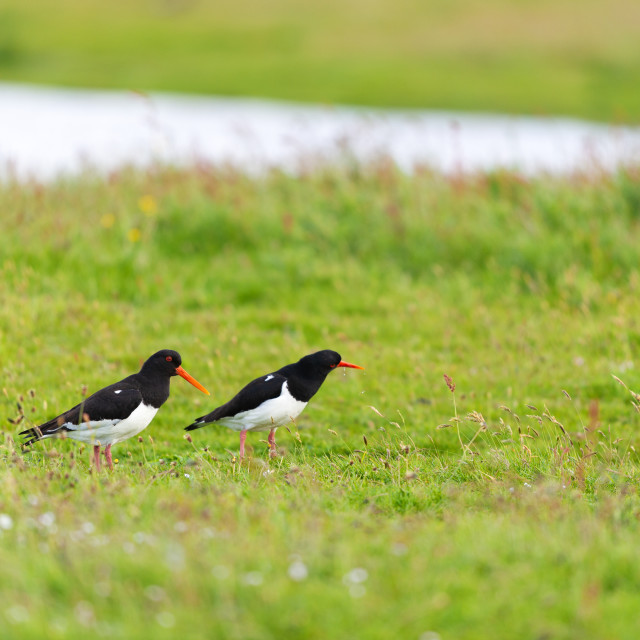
[
  {"x1": 338, "y1": 360, "x2": 364, "y2": 370},
  {"x1": 176, "y1": 366, "x2": 210, "y2": 395}
]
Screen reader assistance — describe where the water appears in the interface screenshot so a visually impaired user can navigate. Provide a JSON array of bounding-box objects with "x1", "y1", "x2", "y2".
[{"x1": 1, "y1": 82, "x2": 638, "y2": 180}]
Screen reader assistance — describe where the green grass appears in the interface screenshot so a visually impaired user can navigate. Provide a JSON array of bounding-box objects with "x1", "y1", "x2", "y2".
[
  {"x1": 3, "y1": 163, "x2": 640, "y2": 637},
  {"x1": 1, "y1": 0, "x2": 640, "y2": 121}
]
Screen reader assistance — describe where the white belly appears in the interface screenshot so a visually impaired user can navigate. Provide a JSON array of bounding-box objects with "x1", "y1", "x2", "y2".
[
  {"x1": 55, "y1": 403, "x2": 158, "y2": 446},
  {"x1": 218, "y1": 382, "x2": 307, "y2": 433}
]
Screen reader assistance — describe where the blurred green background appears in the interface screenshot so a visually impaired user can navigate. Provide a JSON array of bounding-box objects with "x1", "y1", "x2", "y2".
[
  {"x1": 3, "y1": 3, "x2": 640, "y2": 637},
  {"x1": 1, "y1": 0, "x2": 639, "y2": 121}
]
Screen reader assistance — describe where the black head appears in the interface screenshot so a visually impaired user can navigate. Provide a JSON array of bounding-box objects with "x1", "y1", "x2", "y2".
[
  {"x1": 297, "y1": 350, "x2": 364, "y2": 376},
  {"x1": 282, "y1": 350, "x2": 364, "y2": 403},
  {"x1": 141, "y1": 349, "x2": 183, "y2": 377},
  {"x1": 140, "y1": 350, "x2": 210, "y2": 395}
]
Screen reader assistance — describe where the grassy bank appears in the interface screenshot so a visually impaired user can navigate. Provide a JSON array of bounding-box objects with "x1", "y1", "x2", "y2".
[
  {"x1": 1, "y1": 0, "x2": 639, "y2": 121},
  {"x1": 2, "y1": 164, "x2": 640, "y2": 637}
]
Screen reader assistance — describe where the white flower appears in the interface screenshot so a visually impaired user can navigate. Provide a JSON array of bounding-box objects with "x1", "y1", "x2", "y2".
[
  {"x1": 38, "y1": 512, "x2": 55, "y2": 528},
  {"x1": 156, "y1": 612, "x2": 175, "y2": 628},
  {"x1": 145, "y1": 585, "x2": 166, "y2": 602},
  {"x1": 5, "y1": 605, "x2": 29, "y2": 624},
  {"x1": 342, "y1": 568, "x2": 368, "y2": 585},
  {"x1": 212, "y1": 565, "x2": 230, "y2": 580},
  {"x1": 0, "y1": 514, "x2": 14, "y2": 530},
  {"x1": 74, "y1": 601, "x2": 94, "y2": 627},
  {"x1": 81, "y1": 522, "x2": 95, "y2": 534},
  {"x1": 242, "y1": 571, "x2": 264, "y2": 586},
  {"x1": 288, "y1": 560, "x2": 308, "y2": 582}
]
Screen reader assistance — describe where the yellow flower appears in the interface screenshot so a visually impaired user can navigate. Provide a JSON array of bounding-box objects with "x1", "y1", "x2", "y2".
[
  {"x1": 127, "y1": 228, "x2": 142, "y2": 243},
  {"x1": 138, "y1": 194, "x2": 158, "y2": 216},
  {"x1": 100, "y1": 213, "x2": 115, "y2": 228}
]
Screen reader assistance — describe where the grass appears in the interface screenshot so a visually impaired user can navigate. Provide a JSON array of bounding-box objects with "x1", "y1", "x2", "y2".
[
  {"x1": 1, "y1": 0, "x2": 640, "y2": 121},
  {"x1": 2, "y1": 162, "x2": 640, "y2": 637}
]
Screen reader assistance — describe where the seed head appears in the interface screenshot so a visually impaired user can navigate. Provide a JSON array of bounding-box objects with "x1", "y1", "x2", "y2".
[{"x1": 443, "y1": 374, "x2": 455, "y2": 393}]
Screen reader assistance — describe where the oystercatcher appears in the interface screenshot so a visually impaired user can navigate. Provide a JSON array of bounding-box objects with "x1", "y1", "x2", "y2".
[
  {"x1": 185, "y1": 350, "x2": 364, "y2": 458},
  {"x1": 20, "y1": 349, "x2": 209, "y2": 470}
]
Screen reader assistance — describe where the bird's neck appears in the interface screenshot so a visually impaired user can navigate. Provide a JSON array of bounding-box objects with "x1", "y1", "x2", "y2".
[
  {"x1": 136, "y1": 373, "x2": 171, "y2": 408},
  {"x1": 285, "y1": 366, "x2": 327, "y2": 403}
]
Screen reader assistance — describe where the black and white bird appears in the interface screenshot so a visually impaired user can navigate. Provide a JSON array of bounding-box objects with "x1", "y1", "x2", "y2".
[
  {"x1": 185, "y1": 350, "x2": 364, "y2": 458},
  {"x1": 20, "y1": 349, "x2": 209, "y2": 470}
]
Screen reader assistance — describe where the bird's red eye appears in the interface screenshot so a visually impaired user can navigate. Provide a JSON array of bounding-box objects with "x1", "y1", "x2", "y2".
[
  {"x1": 330, "y1": 364, "x2": 336, "y2": 368},
  {"x1": 166, "y1": 356, "x2": 173, "y2": 362}
]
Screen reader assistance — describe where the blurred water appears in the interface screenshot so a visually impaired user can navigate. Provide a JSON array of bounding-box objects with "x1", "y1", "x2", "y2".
[{"x1": 0, "y1": 82, "x2": 638, "y2": 180}]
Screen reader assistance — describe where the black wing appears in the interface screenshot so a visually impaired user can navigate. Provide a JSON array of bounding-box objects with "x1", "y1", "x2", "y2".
[
  {"x1": 185, "y1": 373, "x2": 287, "y2": 430},
  {"x1": 20, "y1": 383, "x2": 143, "y2": 445}
]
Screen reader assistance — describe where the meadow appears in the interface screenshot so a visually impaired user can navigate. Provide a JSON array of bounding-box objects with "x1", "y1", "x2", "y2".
[
  {"x1": 2, "y1": 162, "x2": 640, "y2": 638},
  {"x1": 1, "y1": 0, "x2": 639, "y2": 122}
]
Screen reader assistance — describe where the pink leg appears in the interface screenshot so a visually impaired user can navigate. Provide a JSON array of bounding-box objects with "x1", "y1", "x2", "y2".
[
  {"x1": 103, "y1": 444, "x2": 114, "y2": 470},
  {"x1": 93, "y1": 445, "x2": 101, "y2": 471},
  {"x1": 268, "y1": 428, "x2": 277, "y2": 458},
  {"x1": 239, "y1": 430, "x2": 247, "y2": 459}
]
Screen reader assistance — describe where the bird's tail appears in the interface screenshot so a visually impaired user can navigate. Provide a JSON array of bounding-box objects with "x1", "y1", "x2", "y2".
[
  {"x1": 19, "y1": 415, "x2": 67, "y2": 446},
  {"x1": 184, "y1": 418, "x2": 207, "y2": 432},
  {"x1": 19, "y1": 426, "x2": 44, "y2": 447}
]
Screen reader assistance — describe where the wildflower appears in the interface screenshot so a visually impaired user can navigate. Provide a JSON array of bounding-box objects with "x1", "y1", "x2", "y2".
[
  {"x1": 81, "y1": 522, "x2": 95, "y2": 534},
  {"x1": 74, "y1": 601, "x2": 95, "y2": 627},
  {"x1": 145, "y1": 585, "x2": 166, "y2": 602},
  {"x1": 127, "y1": 228, "x2": 142, "y2": 243},
  {"x1": 212, "y1": 565, "x2": 230, "y2": 580},
  {"x1": 138, "y1": 195, "x2": 158, "y2": 216},
  {"x1": 38, "y1": 512, "x2": 55, "y2": 528},
  {"x1": 343, "y1": 568, "x2": 368, "y2": 585},
  {"x1": 155, "y1": 612, "x2": 175, "y2": 628},
  {"x1": 288, "y1": 560, "x2": 308, "y2": 582},
  {"x1": 0, "y1": 514, "x2": 13, "y2": 530},
  {"x1": 242, "y1": 571, "x2": 264, "y2": 586},
  {"x1": 100, "y1": 213, "x2": 115, "y2": 228},
  {"x1": 5, "y1": 605, "x2": 29, "y2": 624}
]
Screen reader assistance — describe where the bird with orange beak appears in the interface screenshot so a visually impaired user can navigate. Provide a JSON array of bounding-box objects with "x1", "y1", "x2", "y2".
[
  {"x1": 21, "y1": 349, "x2": 209, "y2": 470},
  {"x1": 185, "y1": 350, "x2": 364, "y2": 458}
]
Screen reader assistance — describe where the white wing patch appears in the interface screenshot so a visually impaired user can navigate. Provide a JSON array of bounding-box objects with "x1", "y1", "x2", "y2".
[
  {"x1": 264, "y1": 375, "x2": 274, "y2": 381},
  {"x1": 45, "y1": 403, "x2": 158, "y2": 446},
  {"x1": 217, "y1": 381, "x2": 307, "y2": 433},
  {"x1": 114, "y1": 390, "x2": 122, "y2": 394}
]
